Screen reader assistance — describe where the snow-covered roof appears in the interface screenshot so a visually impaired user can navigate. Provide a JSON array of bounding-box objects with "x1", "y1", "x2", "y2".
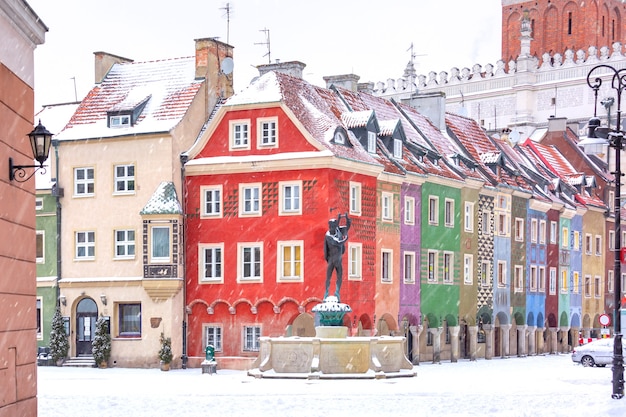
[{"x1": 140, "y1": 182, "x2": 182, "y2": 215}]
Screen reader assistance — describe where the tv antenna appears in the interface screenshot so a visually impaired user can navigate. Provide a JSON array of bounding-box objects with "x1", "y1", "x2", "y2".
[
  {"x1": 255, "y1": 28, "x2": 271, "y2": 64},
  {"x1": 220, "y1": 3, "x2": 232, "y2": 45},
  {"x1": 70, "y1": 76, "x2": 77, "y2": 101}
]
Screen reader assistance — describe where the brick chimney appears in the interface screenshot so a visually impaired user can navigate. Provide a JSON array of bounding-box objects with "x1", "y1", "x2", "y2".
[
  {"x1": 94, "y1": 52, "x2": 133, "y2": 84},
  {"x1": 194, "y1": 37, "x2": 234, "y2": 99},
  {"x1": 257, "y1": 60, "x2": 306, "y2": 79},
  {"x1": 323, "y1": 74, "x2": 360, "y2": 92}
]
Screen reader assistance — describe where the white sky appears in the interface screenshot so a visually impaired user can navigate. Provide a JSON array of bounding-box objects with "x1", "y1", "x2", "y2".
[{"x1": 27, "y1": 0, "x2": 502, "y2": 109}]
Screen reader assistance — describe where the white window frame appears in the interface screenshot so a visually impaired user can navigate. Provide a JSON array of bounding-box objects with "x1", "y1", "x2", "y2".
[
  {"x1": 36, "y1": 297, "x2": 43, "y2": 340},
  {"x1": 480, "y1": 260, "x2": 490, "y2": 287},
  {"x1": 404, "y1": 251, "x2": 416, "y2": 284},
  {"x1": 481, "y1": 211, "x2": 491, "y2": 235},
  {"x1": 561, "y1": 226, "x2": 569, "y2": 248},
  {"x1": 585, "y1": 233, "x2": 592, "y2": 255},
  {"x1": 595, "y1": 235, "x2": 602, "y2": 256},
  {"x1": 514, "y1": 265, "x2": 524, "y2": 292},
  {"x1": 609, "y1": 230, "x2": 616, "y2": 251},
  {"x1": 443, "y1": 252, "x2": 454, "y2": 284},
  {"x1": 530, "y1": 218, "x2": 538, "y2": 243},
  {"x1": 515, "y1": 218, "x2": 524, "y2": 242},
  {"x1": 36, "y1": 230, "x2": 44, "y2": 264},
  {"x1": 539, "y1": 220, "x2": 546, "y2": 244},
  {"x1": 530, "y1": 265, "x2": 537, "y2": 292},
  {"x1": 393, "y1": 138, "x2": 402, "y2": 158},
  {"x1": 381, "y1": 249, "x2": 393, "y2": 283},
  {"x1": 404, "y1": 196, "x2": 415, "y2": 225},
  {"x1": 561, "y1": 269, "x2": 569, "y2": 294},
  {"x1": 367, "y1": 131, "x2": 377, "y2": 153},
  {"x1": 573, "y1": 271, "x2": 580, "y2": 294},
  {"x1": 584, "y1": 275, "x2": 591, "y2": 298},
  {"x1": 257, "y1": 117, "x2": 278, "y2": 148},
  {"x1": 497, "y1": 260, "x2": 506, "y2": 288},
  {"x1": 349, "y1": 182, "x2": 362, "y2": 216},
  {"x1": 549, "y1": 267, "x2": 557, "y2": 295},
  {"x1": 428, "y1": 196, "x2": 439, "y2": 225},
  {"x1": 35, "y1": 198, "x2": 43, "y2": 210},
  {"x1": 114, "y1": 163, "x2": 135, "y2": 194},
  {"x1": 538, "y1": 266, "x2": 546, "y2": 292},
  {"x1": 114, "y1": 229, "x2": 135, "y2": 260},
  {"x1": 277, "y1": 240, "x2": 303, "y2": 282},
  {"x1": 608, "y1": 269, "x2": 614, "y2": 293},
  {"x1": 463, "y1": 254, "x2": 473, "y2": 285},
  {"x1": 464, "y1": 202, "x2": 474, "y2": 232},
  {"x1": 110, "y1": 114, "x2": 130, "y2": 128},
  {"x1": 279, "y1": 181, "x2": 302, "y2": 216},
  {"x1": 382, "y1": 192, "x2": 393, "y2": 222},
  {"x1": 428, "y1": 251, "x2": 438, "y2": 283},
  {"x1": 237, "y1": 243, "x2": 263, "y2": 282},
  {"x1": 550, "y1": 221, "x2": 557, "y2": 244},
  {"x1": 444, "y1": 198, "x2": 454, "y2": 228},
  {"x1": 199, "y1": 243, "x2": 224, "y2": 283},
  {"x1": 230, "y1": 119, "x2": 250, "y2": 150},
  {"x1": 243, "y1": 325, "x2": 261, "y2": 352},
  {"x1": 204, "y1": 324, "x2": 223, "y2": 352},
  {"x1": 150, "y1": 225, "x2": 171, "y2": 263},
  {"x1": 74, "y1": 167, "x2": 95, "y2": 197},
  {"x1": 75, "y1": 231, "x2": 95, "y2": 260},
  {"x1": 239, "y1": 183, "x2": 262, "y2": 217},
  {"x1": 594, "y1": 275, "x2": 602, "y2": 298},
  {"x1": 348, "y1": 243, "x2": 362, "y2": 281},
  {"x1": 201, "y1": 185, "x2": 223, "y2": 218}
]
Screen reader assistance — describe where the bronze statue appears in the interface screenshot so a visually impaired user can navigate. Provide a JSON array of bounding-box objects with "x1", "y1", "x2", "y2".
[{"x1": 324, "y1": 213, "x2": 351, "y2": 301}]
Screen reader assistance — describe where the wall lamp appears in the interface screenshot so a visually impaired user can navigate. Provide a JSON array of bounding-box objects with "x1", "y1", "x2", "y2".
[
  {"x1": 100, "y1": 294, "x2": 107, "y2": 306},
  {"x1": 59, "y1": 295, "x2": 66, "y2": 306},
  {"x1": 9, "y1": 120, "x2": 53, "y2": 182}
]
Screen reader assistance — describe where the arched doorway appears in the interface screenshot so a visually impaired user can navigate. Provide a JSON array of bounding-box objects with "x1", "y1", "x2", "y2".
[{"x1": 76, "y1": 298, "x2": 98, "y2": 356}]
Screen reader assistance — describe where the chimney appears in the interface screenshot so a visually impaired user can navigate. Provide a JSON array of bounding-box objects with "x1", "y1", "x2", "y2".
[
  {"x1": 323, "y1": 74, "x2": 360, "y2": 92},
  {"x1": 406, "y1": 91, "x2": 447, "y2": 132},
  {"x1": 194, "y1": 38, "x2": 235, "y2": 99},
  {"x1": 547, "y1": 115, "x2": 567, "y2": 132},
  {"x1": 94, "y1": 52, "x2": 133, "y2": 84},
  {"x1": 257, "y1": 60, "x2": 306, "y2": 79}
]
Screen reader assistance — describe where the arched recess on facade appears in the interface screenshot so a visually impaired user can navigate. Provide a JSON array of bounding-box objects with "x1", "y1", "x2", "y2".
[
  {"x1": 424, "y1": 312, "x2": 439, "y2": 329},
  {"x1": 443, "y1": 313, "x2": 457, "y2": 327},
  {"x1": 358, "y1": 314, "x2": 373, "y2": 331},
  {"x1": 582, "y1": 313, "x2": 592, "y2": 329},
  {"x1": 571, "y1": 312, "x2": 581, "y2": 328},
  {"x1": 527, "y1": 311, "x2": 535, "y2": 328},
  {"x1": 612, "y1": 5, "x2": 622, "y2": 45},
  {"x1": 232, "y1": 299, "x2": 254, "y2": 314},
  {"x1": 559, "y1": 311, "x2": 569, "y2": 327},
  {"x1": 477, "y1": 306, "x2": 492, "y2": 326},
  {"x1": 504, "y1": 11, "x2": 522, "y2": 63},
  {"x1": 401, "y1": 312, "x2": 420, "y2": 327},
  {"x1": 536, "y1": 312, "x2": 545, "y2": 329},
  {"x1": 512, "y1": 311, "x2": 525, "y2": 326},
  {"x1": 377, "y1": 313, "x2": 397, "y2": 336},
  {"x1": 592, "y1": 313, "x2": 601, "y2": 329},
  {"x1": 494, "y1": 311, "x2": 509, "y2": 326},
  {"x1": 547, "y1": 312, "x2": 558, "y2": 328},
  {"x1": 542, "y1": 5, "x2": 559, "y2": 55},
  {"x1": 302, "y1": 296, "x2": 323, "y2": 312},
  {"x1": 187, "y1": 298, "x2": 209, "y2": 314}
]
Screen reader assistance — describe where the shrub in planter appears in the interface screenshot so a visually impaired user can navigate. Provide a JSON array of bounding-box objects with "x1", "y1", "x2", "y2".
[
  {"x1": 92, "y1": 316, "x2": 111, "y2": 367},
  {"x1": 158, "y1": 333, "x2": 173, "y2": 369},
  {"x1": 49, "y1": 307, "x2": 69, "y2": 365}
]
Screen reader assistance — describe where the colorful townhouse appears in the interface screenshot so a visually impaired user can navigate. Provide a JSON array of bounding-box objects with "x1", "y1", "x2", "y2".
[{"x1": 50, "y1": 38, "x2": 233, "y2": 367}]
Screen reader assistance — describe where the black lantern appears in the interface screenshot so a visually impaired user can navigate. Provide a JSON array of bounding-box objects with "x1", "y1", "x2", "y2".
[{"x1": 9, "y1": 120, "x2": 53, "y2": 182}]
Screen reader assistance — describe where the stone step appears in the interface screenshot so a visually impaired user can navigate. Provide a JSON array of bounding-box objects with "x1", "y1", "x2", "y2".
[{"x1": 63, "y1": 357, "x2": 96, "y2": 368}]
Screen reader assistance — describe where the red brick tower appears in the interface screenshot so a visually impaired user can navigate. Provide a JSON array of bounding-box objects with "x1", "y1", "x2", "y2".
[{"x1": 502, "y1": 0, "x2": 626, "y2": 62}]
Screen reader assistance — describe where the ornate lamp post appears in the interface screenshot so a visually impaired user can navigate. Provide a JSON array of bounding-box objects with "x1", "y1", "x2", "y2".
[{"x1": 587, "y1": 64, "x2": 625, "y2": 399}]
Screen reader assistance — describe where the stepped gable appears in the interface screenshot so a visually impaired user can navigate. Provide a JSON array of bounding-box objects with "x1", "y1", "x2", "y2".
[
  {"x1": 58, "y1": 56, "x2": 202, "y2": 140},
  {"x1": 445, "y1": 112, "x2": 525, "y2": 190},
  {"x1": 333, "y1": 86, "x2": 462, "y2": 181},
  {"x1": 393, "y1": 100, "x2": 485, "y2": 183}
]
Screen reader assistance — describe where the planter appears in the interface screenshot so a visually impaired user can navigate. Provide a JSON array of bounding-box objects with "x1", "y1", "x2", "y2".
[
  {"x1": 99, "y1": 361, "x2": 107, "y2": 369},
  {"x1": 160, "y1": 361, "x2": 170, "y2": 371}
]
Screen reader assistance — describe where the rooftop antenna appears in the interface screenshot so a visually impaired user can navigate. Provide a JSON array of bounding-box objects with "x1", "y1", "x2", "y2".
[
  {"x1": 70, "y1": 76, "x2": 77, "y2": 101},
  {"x1": 405, "y1": 42, "x2": 425, "y2": 95},
  {"x1": 220, "y1": 3, "x2": 232, "y2": 45},
  {"x1": 255, "y1": 28, "x2": 271, "y2": 64}
]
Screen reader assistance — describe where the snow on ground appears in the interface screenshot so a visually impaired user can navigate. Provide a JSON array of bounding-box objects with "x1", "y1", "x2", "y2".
[{"x1": 38, "y1": 354, "x2": 625, "y2": 417}]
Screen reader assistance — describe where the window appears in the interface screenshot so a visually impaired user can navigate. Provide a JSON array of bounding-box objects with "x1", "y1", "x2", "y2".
[
  {"x1": 333, "y1": 130, "x2": 346, "y2": 144},
  {"x1": 36, "y1": 198, "x2": 43, "y2": 210},
  {"x1": 278, "y1": 241, "x2": 303, "y2": 281},
  {"x1": 114, "y1": 164, "x2": 135, "y2": 194},
  {"x1": 279, "y1": 182, "x2": 301, "y2": 215},
  {"x1": 349, "y1": 182, "x2": 362, "y2": 215},
  {"x1": 240, "y1": 184, "x2": 261, "y2": 216},
  {"x1": 238, "y1": 243, "x2": 262, "y2": 282},
  {"x1": 539, "y1": 220, "x2": 546, "y2": 244},
  {"x1": 428, "y1": 196, "x2": 439, "y2": 225},
  {"x1": 514, "y1": 265, "x2": 524, "y2": 292},
  {"x1": 585, "y1": 234, "x2": 592, "y2": 254},
  {"x1": 404, "y1": 252, "x2": 415, "y2": 283},
  {"x1": 549, "y1": 268, "x2": 557, "y2": 295},
  {"x1": 258, "y1": 118, "x2": 277, "y2": 147},
  {"x1": 594, "y1": 276, "x2": 602, "y2": 298},
  {"x1": 608, "y1": 270, "x2": 614, "y2": 293},
  {"x1": 382, "y1": 192, "x2": 393, "y2": 221},
  {"x1": 481, "y1": 211, "x2": 490, "y2": 235},
  {"x1": 497, "y1": 261, "x2": 506, "y2": 287},
  {"x1": 515, "y1": 218, "x2": 524, "y2": 241},
  {"x1": 428, "y1": 251, "x2": 438, "y2": 283},
  {"x1": 36, "y1": 231, "x2": 44, "y2": 263},
  {"x1": 496, "y1": 212, "x2": 508, "y2": 236},
  {"x1": 573, "y1": 271, "x2": 580, "y2": 294},
  {"x1": 561, "y1": 269, "x2": 569, "y2": 293},
  {"x1": 530, "y1": 265, "x2": 537, "y2": 291},
  {"x1": 443, "y1": 252, "x2": 453, "y2": 284},
  {"x1": 539, "y1": 267, "x2": 546, "y2": 292},
  {"x1": 74, "y1": 167, "x2": 94, "y2": 196},
  {"x1": 609, "y1": 230, "x2": 615, "y2": 251},
  {"x1": 404, "y1": 196, "x2": 415, "y2": 225},
  {"x1": 531, "y1": 219, "x2": 538, "y2": 243},
  {"x1": 75, "y1": 231, "x2": 95, "y2": 260},
  {"x1": 444, "y1": 198, "x2": 454, "y2": 227},
  {"x1": 595, "y1": 235, "x2": 602, "y2": 256},
  {"x1": 36, "y1": 298, "x2": 42, "y2": 339},
  {"x1": 573, "y1": 231, "x2": 580, "y2": 250},
  {"x1": 119, "y1": 303, "x2": 141, "y2": 337},
  {"x1": 230, "y1": 120, "x2": 250, "y2": 149},
  {"x1": 367, "y1": 131, "x2": 376, "y2": 153},
  {"x1": 609, "y1": 190, "x2": 615, "y2": 211},
  {"x1": 381, "y1": 249, "x2": 392, "y2": 283},
  {"x1": 202, "y1": 186, "x2": 222, "y2": 218},
  {"x1": 243, "y1": 326, "x2": 261, "y2": 352},
  {"x1": 584, "y1": 276, "x2": 592, "y2": 297},
  {"x1": 200, "y1": 244, "x2": 223, "y2": 283},
  {"x1": 151, "y1": 226, "x2": 170, "y2": 263},
  {"x1": 110, "y1": 114, "x2": 130, "y2": 127},
  {"x1": 480, "y1": 261, "x2": 490, "y2": 287},
  {"x1": 114, "y1": 229, "x2": 135, "y2": 259},
  {"x1": 562, "y1": 227, "x2": 569, "y2": 248},
  {"x1": 204, "y1": 325, "x2": 222, "y2": 352},
  {"x1": 348, "y1": 243, "x2": 362, "y2": 280},
  {"x1": 550, "y1": 221, "x2": 557, "y2": 244},
  {"x1": 464, "y1": 254, "x2": 473, "y2": 285},
  {"x1": 393, "y1": 138, "x2": 402, "y2": 158},
  {"x1": 464, "y1": 202, "x2": 474, "y2": 232}
]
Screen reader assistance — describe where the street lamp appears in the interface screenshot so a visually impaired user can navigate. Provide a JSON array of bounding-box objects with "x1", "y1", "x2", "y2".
[
  {"x1": 8, "y1": 120, "x2": 53, "y2": 182},
  {"x1": 587, "y1": 64, "x2": 625, "y2": 399}
]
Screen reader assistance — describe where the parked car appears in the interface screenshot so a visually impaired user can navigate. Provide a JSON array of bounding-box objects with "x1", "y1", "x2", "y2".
[{"x1": 571, "y1": 338, "x2": 626, "y2": 367}]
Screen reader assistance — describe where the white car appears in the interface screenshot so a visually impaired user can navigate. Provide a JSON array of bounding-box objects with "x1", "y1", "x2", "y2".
[{"x1": 571, "y1": 338, "x2": 626, "y2": 367}]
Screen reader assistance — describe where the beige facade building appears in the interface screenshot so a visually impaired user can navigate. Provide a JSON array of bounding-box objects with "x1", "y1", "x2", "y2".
[{"x1": 53, "y1": 38, "x2": 233, "y2": 367}]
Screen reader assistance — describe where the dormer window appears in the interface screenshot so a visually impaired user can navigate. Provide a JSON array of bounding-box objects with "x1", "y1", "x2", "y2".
[
  {"x1": 393, "y1": 138, "x2": 402, "y2": 158},
  {"x1": 367, "y1": 131, "x2": 377, "y2": 153},
  {"x1": 110, "y1": 114, "x2": 131, "y2": 128},
  {"x1": 332, "y1": 127, "x2": 349, "y2": 146}
]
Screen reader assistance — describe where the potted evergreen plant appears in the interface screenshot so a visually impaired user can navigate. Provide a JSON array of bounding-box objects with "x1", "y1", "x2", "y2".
[
  {"x1": 49, "y1": 307, "x2": 69, "y2": 366},
  {"x1": 92, "y1": 316, "x2": 111, "y2": 368},
  {"x1": 158, "y1": 332, "x2": 173, "y2": 371}
]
